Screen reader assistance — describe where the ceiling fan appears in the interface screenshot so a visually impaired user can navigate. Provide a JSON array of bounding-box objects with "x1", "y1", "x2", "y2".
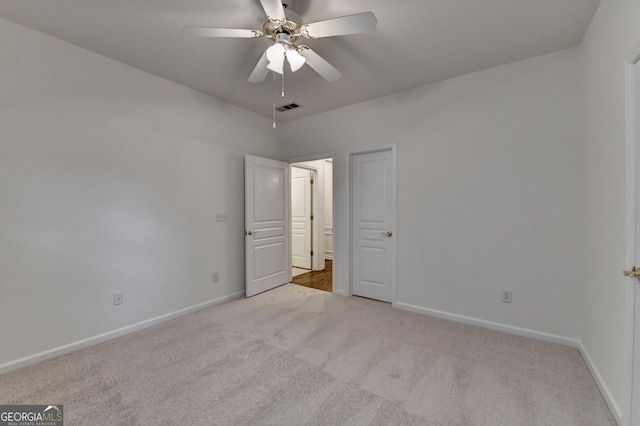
[{"x1": 184, "y1": 0, "x2": 377, "y2": 83}]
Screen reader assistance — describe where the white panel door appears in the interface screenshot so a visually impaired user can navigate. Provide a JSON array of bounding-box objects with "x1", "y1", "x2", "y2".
[
  {"x1": 291, "y1": 167, "x2": 312, "y2": 269},
  {"x1": 245, "y1": 155, "x2": 291, "y2": 297},
  {"x1": 632, "y1": 56, "x2": 640, "y2": 426},
  {"x1": 324, "y1": 160, "x2": 334, "y2": 259},
  {"x1": 351, "y1": 149, "x2": 395, "y2": 303}
]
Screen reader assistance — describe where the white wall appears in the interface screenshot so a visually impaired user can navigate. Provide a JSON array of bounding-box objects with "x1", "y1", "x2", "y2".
[
  {"x1": 580, "y1": 0, "x2": 640, "y2": 421},
  {"x1": 0, "y1": 18, "x2": 280, "y2": 369},
  {"x1": 281, "y1": 47, "x2": 584, "y2": 341}
]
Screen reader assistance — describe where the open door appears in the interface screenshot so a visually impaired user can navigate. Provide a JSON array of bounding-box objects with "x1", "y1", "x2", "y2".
[{"x1": 245, "y1": 155, "x2": 291, "y2": 297}]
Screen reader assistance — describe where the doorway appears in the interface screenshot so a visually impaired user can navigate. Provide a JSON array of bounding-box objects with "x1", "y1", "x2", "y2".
[{"x1": 290, "y1": 158, "x2": 334, "y2": 293}]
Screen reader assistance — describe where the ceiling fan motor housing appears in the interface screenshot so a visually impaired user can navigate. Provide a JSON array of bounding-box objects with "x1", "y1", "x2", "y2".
[
  {"x1": 263, "y1": 4, "x2": 303, "y2": 41},
  {"x1": 274, "y1": 32, "x2": 292, "y2": 46}
]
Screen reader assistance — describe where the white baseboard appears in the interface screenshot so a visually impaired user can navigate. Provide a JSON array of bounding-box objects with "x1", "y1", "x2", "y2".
[
  {"x1": 0, "y1": 290, "x2": 245, "y2": 375},
  {"x1": 578, "y1": 342, "x2": 622, "y2": 425},
  {"x1": 394, "y1": 302, "x2": 580, "y2": 348}
]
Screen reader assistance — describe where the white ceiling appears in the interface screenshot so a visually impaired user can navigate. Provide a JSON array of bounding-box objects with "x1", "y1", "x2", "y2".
[{"x1": 0, "y1": 0, "x2": 600, "y2": 122}]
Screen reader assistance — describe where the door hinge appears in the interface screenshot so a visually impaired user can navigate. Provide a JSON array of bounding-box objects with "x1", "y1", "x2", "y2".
[
  {"x1": 310, "y1": 179, "x2": 314, "y2": 184},
  {"x1": 624, "y1": 266, "x2": 640, "y2": 281},
  {"x1": 310, "y1": 215, "x2": 314, "y2": 220},
  {"x1": 311, "y1": 251, "x2": 314, "y2": 256}
]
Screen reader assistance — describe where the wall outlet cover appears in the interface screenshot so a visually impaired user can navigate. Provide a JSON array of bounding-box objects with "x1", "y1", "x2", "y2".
[{"x1": 113, "y1": 292, "x2": 124, "y2": 306}]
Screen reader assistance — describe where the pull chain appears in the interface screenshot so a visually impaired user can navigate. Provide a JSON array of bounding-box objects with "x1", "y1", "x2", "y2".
[
  {"x1": 272, "y1": 71, "x2": 277, "y2": 129},
  {"x1": 281, "y1": 72, "x2": 285, "y2": 98},
  {"x1": 273, "y1": 102, "x2": 276, "y2": 129}
]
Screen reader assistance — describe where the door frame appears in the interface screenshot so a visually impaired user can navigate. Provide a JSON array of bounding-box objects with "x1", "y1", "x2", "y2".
[
  {"x1": 289, "y1": 153, "x2": 335, "y2": 291},
  {"x1": 348, "y1": 145, "x2": 397, "y2": 305},
  {"x1": 290, "y1": 163, "x2": 320, "y2": 271}
]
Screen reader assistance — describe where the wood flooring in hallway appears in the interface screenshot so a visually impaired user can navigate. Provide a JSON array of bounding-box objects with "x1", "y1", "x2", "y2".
[{"x1": 292, "y1": 260, "x2": 332, "y2": 292}]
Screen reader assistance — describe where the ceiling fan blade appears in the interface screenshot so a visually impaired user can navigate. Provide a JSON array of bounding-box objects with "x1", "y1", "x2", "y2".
[
  {"x1": 248, "y1": 52, "x2": 270, "y2": 83},
  {"x1": 259, "y1": 0, "x2": 286, "y2": 21},
  {"x1": 301, "y1": 12, "x2": 377, "y2": 39},
  {"x1": 183, "y1": 27, "x2": 263, "y2": 38},
  {"x1": 300, "y1": 48, "x2": 342, "y2": 82}
]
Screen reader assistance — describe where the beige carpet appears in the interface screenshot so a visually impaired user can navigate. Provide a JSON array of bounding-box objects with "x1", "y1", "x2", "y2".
[{"x1": 0, "y1": 284, "x2": 615, "y2": 425}]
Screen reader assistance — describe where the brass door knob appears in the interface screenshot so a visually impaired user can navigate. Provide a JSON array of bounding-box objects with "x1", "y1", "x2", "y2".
[
  {"x1": 246, "y1": 230, "x2": 253, "y2": 236},
  {"x1": 380, "y1": 231, "x2": 393, "y2": 238}
]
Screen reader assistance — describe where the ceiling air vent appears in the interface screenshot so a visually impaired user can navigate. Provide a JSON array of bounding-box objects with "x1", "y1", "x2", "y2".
[{"x1": 276, "y1": 102, "x2": 301, "y2": 112}]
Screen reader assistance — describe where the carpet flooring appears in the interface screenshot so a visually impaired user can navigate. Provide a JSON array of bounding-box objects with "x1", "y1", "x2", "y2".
[
  {"x1": 292, "y1": 260, "x2": 332, "y2": 292},
  {"x1": 0, "y1": 284, "x2": 615, "y2": 425}
]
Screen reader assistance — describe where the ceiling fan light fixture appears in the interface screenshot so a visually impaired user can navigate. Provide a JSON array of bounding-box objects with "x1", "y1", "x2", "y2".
[
  {"x1": 266, "y1": 42, "x2": 285, "y2": 63},
  {"x1": 266, "y1": 42, "x2": 286, "y2": 74},
  {"x1": 267, "y1": 56, "x2": 285, "y2": 74},
  {"x1": 286, "y1": 49, "x2": 306, "y2": 72}
]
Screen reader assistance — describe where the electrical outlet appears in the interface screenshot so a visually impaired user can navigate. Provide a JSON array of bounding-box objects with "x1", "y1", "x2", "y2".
[
  {"x1": 215, "y1": 212, "x2": 227, "y2": 222},
  {"x1": 502, "y1": 290, "x2": 512, "y2": 303},
  {"x1": 113, "y1": 292, "x2": 124, "y2": 306},
  {"x1": 212, "y1": 272, "x2": 219, "y2": 283}
]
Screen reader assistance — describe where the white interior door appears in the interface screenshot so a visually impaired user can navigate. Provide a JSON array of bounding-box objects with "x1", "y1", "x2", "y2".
[
  {"x1": 245, "y1": 155, "x2": 291, "y2": 297},
  {"x1": 324, "y1": 160, "x2": 334, "y2": 260},
  {"x1": 351, "y1": 149, "x2": 396, "y2": 303},
  {"x1": 291, "y1": 166, "x2": 312, "y2": 269},
  {"x1": 631, "y1": 55, "x2": 640, "y2": 426}
]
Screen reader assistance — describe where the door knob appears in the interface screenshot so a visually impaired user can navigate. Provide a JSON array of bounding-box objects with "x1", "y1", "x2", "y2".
[
  {"x1": 623, "y1": 266, "x2": 640, "y2": 281},
  {"x1": 246, "y1": 230, "x2": 254, "y2": 236},
  {"x1": 380, "y1": 231, "x2": 393, "y2": 238}
]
